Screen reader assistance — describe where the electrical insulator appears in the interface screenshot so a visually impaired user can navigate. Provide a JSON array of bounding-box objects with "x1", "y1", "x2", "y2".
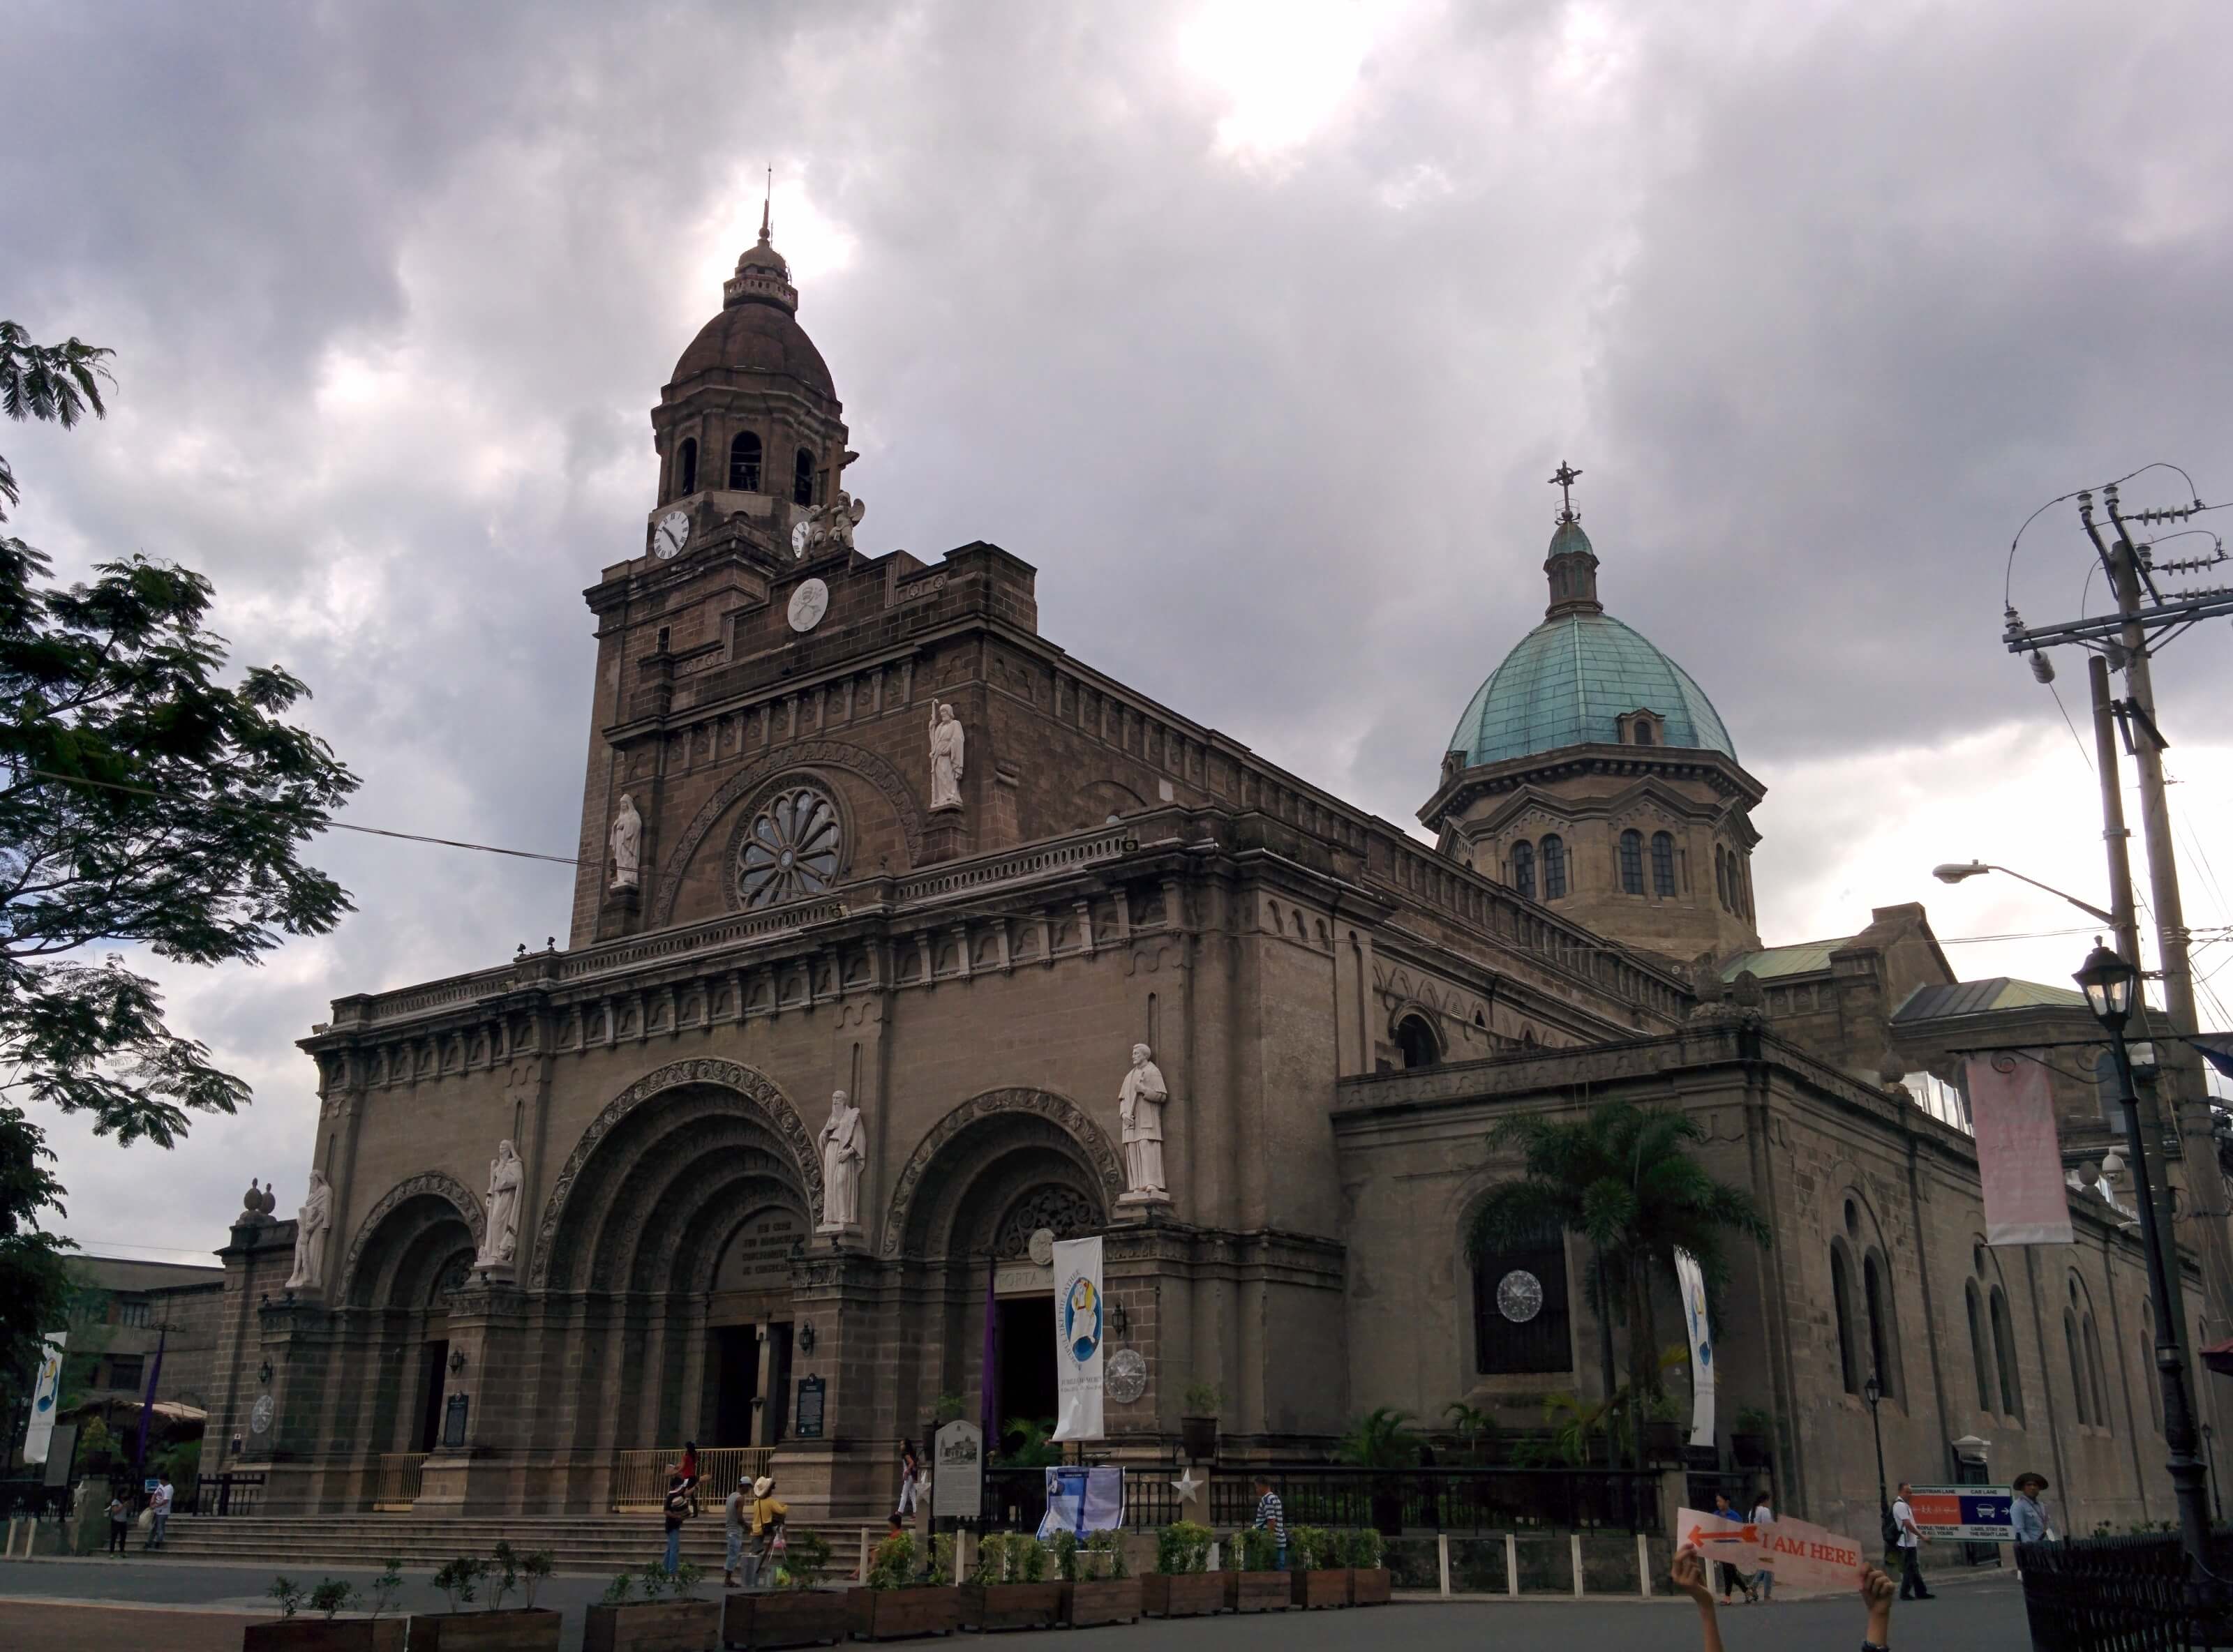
[{"x1": 2029, "y1": 652, "x2": 2056, "y2": 684}]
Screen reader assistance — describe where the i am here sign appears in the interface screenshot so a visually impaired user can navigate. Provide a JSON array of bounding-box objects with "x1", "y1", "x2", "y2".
[{"x1": 1678, "y1": 1507, "x2": 1867, "y2": 1597}]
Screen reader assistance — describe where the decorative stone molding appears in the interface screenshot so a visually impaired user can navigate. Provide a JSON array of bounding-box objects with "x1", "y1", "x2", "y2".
[
  {"x1": 655, "y1": 740, "x2": 926, "y2": 924},
  {"x1": 339, "y1": 1171, "x2": 486, "y2": 1302},
  {"x1": 528, "y1": 1058, "x2": 819, "y2": 1288},
  {"x1": 880, "y1": 1088, "x2": 1123, "y2": 1258}
]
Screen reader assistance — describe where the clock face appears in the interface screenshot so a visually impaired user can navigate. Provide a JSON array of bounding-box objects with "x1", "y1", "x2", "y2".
[
  {"x1": 790, "y1": 515, "x2": 816, "y2": 558},
  {"x1": 1106, "y1": 1348, "x2": 1148, "y2": 1404},
  {"x1": 787, "y1": 578, "x2": 830, "y2": 633},
  {"x1": 654, "y1": 509, "x2": 690, "y2": 560},
  {"x1": 251, "y1": 1394, "x2": 275, "y2": 1434},
  {"x1": 1496, "y1": 1268, "x2": 1545, "y2": 1324}
]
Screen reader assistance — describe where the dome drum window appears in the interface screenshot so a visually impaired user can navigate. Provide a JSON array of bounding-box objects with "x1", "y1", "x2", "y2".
[
  {"x1": 1617, "y1": 709, "x2": 1664, "y2": 747},
  {"x1": 729, "y1": 430, "x2": 762, "y2": 491},
  {"x1": 735, "y1": 785, "x2": 843, "y2": 908},
  {"x1": 1618, "y1": 829, "x2": 1644, "y2": 895}
]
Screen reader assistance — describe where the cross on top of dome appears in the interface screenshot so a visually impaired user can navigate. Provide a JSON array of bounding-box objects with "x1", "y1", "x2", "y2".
[{"x1": 1550, "y1": 460, "x2": 1583, "y2": 524}]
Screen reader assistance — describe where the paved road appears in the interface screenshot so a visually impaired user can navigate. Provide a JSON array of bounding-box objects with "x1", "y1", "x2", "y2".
[{"x1": 0, "y1": 1556, "x2": 2032, "y2": 1651}]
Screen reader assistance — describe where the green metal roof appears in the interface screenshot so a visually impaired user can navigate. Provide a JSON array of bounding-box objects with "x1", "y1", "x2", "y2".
[
  {"x1": 1891, "y1": 977, "x2": 2087, "y2": 1022},
  {"x1": 1719, "y1": 942, "x2": 1843, "y2": 982},
  {"x1": 1448, "y1": 594, "x2": 1737, "y2": 767}
]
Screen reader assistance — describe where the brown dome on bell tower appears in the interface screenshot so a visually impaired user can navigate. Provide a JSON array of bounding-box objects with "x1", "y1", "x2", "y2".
[{"x1": 649, "y1": 189, "x2": 850, "y2": 528}]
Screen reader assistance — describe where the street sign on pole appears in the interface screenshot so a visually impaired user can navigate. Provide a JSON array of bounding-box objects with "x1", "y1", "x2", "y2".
[{"x1": 1906, "y1": 1485, "x2": 2015, "y2": 1541}]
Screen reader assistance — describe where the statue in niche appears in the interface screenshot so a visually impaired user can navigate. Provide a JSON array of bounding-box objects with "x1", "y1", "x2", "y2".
[
  {"x1": 927, "y1": 703, "x2": 965, "y2": 812},
  {"x1": 609, "y1": 794, "x2": 643, "y2": 889},
  {"x1": 285, "y1": 1171, "x2": 333, "y2": 1291},
  {"x1": 476, "y1": 1139, "x2": 523, "y2": 1268},
  {"x1": 1118, "y1": 1043, "x2": 1170, "y2": 1200},
  {"x1": 818, "y1": 1090, "x2": 866, "y2": 1232}
]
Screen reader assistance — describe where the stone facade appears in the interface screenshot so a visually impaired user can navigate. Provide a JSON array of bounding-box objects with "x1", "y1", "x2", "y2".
[{"x1": 204, "y1": 222, "x2": 2227, "y2": 1546}]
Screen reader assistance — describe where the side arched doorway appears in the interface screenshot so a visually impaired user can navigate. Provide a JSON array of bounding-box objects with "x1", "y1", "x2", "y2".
[{"x1": 341, "y1": 1180, "x2": 481, "y2": 1461}]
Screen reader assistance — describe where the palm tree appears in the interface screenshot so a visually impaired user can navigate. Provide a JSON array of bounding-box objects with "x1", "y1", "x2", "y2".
[
  {"x1": 1336, "y1": 1406, "x2": 1424, "y2": 1469},
  {"x1": 1465, "y1": 1099, "x2": 1770, "y2": 1411}
]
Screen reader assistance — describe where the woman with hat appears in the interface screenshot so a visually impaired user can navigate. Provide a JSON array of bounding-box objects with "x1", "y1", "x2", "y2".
[{"x1": 752, "y1": 1474, "x2": 790, "y2": 1584}]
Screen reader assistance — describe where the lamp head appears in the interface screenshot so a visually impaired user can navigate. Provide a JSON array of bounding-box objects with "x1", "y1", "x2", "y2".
[
  {"x1": 2075, "y1": 940, "x2": 2138, "y2": 1031},
  {"x1": 1932, "y1": 862, "x2": 1989, "y2": 885},
  {"x1": 1862, "y1": 1374, "x2": 1881, "y2": 1407}
]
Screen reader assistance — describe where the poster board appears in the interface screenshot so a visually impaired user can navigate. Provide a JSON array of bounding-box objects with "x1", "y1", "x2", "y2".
[{"x1": 932, "y1": 1420, "x2": 983, "y2": 1520}]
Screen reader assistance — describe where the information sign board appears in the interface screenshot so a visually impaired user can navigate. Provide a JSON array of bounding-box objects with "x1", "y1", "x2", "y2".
[{"x1": 1906, "y1": 1485, "x2": 2015, "y2": 1540}]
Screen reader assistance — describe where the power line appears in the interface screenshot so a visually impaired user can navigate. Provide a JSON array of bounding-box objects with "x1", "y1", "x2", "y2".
[{"x1": 15, "y1": 766, "x2": 578, "y2": 866}]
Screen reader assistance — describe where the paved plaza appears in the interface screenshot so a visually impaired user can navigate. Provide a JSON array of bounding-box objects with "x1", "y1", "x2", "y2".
[{"x1": 0, "y1": 1556, "x2": 2030, "y2": 1652}]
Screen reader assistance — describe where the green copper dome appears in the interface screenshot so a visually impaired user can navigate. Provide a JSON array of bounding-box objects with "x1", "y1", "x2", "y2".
[{"x1": 1447, "y1": 516, "x2": 1738, "y2": 767}]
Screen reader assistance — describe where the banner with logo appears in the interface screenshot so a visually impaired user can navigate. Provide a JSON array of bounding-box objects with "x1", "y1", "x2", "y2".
[
  {"x1": 1965, "y1": 1052, "x2": 2073, "y2": 1245},
  {"x1": 1673, "y1": 1248, "x2": 1715, "y2": 1449},
  {"x1": 1051, "y1": 1236, "x2": 1105, "y2": 1441},
  {"x1": 1678, "y1": 1505, "x2": 1865, "y2": 1597},
  {"x1": 23, "y1": 1332, "x2": 66, "y2": 1464}
]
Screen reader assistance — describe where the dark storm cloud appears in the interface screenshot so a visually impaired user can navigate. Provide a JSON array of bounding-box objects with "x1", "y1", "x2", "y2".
[{"x1": 5, "y1": 0, "x2": 2230, "y2": 1249}]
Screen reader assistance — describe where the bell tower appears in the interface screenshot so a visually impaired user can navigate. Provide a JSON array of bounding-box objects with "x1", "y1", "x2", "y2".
[{"x1": 646, "y1": 189, "x2": 854, "y2": 558}]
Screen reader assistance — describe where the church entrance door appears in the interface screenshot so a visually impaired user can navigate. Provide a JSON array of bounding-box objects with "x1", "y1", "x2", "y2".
[
  {"x1": 708, "y1": 1326, "x2": 759, "y2": 1447},
  {"x1": 416, "y1": 1340, "x2": 449, "y2": 1454},
  {"x1": 996, "y1": 1296, "x2": 1056, "y2": 1444}
]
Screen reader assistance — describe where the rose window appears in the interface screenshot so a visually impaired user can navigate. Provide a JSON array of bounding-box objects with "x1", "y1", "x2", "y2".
[{"x1": 737, "y1": 787, "x2": 842, "y2": 908}]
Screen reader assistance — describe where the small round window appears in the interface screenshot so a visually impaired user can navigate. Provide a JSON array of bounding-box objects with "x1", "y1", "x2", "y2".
[{"x1": 737, "y1": 786, "x2": 842, "y2": 908}]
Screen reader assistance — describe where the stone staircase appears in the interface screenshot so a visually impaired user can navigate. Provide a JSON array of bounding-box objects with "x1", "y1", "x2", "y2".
[{"x1": 158, "y1": 1513, "x2": 869, "y2": 1579}]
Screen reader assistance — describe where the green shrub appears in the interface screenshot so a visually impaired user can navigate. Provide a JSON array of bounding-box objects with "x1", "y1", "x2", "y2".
[
  {"x1": 671, "y1": 1561, "x2": 706, "y2": 1599},
  {"x1": 599, "y1": 1572, "x2": 634, "y2": 1606},
  {"x1": 267, "y1": 1577, "x2": 304, "y2": 1619},
  {"x1": 433, "y1": 1557, "x2": 486, "y2": 1613},
  {"x1": 781, "y1": 1529, "x2": 832, "y2": 1589},
  {"x1": 973, "y1": 1533, "x2": 1050, "y2": 1584},
  {"x1": 488, "y1": 1542, "x2": 521, "y2": 1611},
  {"x1": 927, "y1": 1535, "x2": 955, "y2": 1587},
  {"x1": 1289, "y1": 1526, "x2": 1336, "y2": 1571},
  {"x1": 1343, "y1": 1529, "x2": 1387, "y2": 1570},
  {"x1": 867, "y1": 1531, "x2": 917, "y2": 1591},
  {"x1": 1155, "y1": 1522, "x2": 1213, "y2": 1575},
  {"x1": 368, "y1": 1561, "x2": 405, "y2": 1620},
  {"x1": 1082, "y1": 1533, "x2": 1127, "y2": 1579},
  {"x1": 1182, "y1": 1381, "x2": 1226, "y2": 1416},
  {"x1": 1047, "y1": 1531, "x2": 1080, "y2": 1581},
  {"x1": 310, "y1": 1579, "x2": 357, "y2": 1620},
  {"x1": 1238, "y1": 1527, "x2": 1280, "y2": 1572}
]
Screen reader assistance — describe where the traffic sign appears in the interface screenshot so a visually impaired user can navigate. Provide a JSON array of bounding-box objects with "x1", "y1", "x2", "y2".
[{"x1": 1907, "y1": 1485, "x2": 2015, "y2": 1540}]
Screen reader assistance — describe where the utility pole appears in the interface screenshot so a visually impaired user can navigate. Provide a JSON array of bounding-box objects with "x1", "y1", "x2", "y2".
[{"x1": 2083, "y1": 488, "x2": 2233, "y2": 1309}]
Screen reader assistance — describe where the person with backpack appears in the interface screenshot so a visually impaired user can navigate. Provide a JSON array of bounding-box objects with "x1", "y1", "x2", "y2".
[
  {"x1": 661, "y1": 1473, "x2": 693, "y2": 1576},
  {"x1": 1890, "y1": 1482, "x2": 1934, "y2": 1600}
]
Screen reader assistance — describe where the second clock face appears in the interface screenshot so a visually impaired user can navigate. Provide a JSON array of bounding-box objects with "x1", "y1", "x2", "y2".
[
  {"x1": 654, "y1": 509, "x2": 690, "y2": 559},
  {"x1": 791, "y1": 516, "x2": 816, "y2": 558},
  {"x1": 1496, "y1": 1268, "x2": 1545, "y2": 1324},
  {"x1": 787, "y1": 578, "x2": 830, "y2": 633}
]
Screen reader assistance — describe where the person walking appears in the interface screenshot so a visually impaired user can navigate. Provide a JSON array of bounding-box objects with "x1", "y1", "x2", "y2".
[
  {"x1": 147, "y1": 1475, "x2": 173, "y2": 1550},
  {"x1": 752, "y1": 1474, "x2": 790, "y2": 1585},
  {"x1": 896, "y1": 1439, "x2": 920, "y2": 1525},
  {"x1": 1251, "y1": 1475, "x2": 1287, "y2": 1571},
  {"x1": 1891, "y1": 1481, "x2": 1934, "y2": 1600},
  {"x1": 1710, "y1": 1493, "x2": 1754, "y2": 1603},
  {"x1": 1747, "y1": 1488, "x2": 1775, "y2": 1602},
  {"x1": 723, "y1": 1475, "x2": 749, "y2": 1589},
  {"x1": 105, "y1": 1491, "x2": 130, "y2": 1557},
  {"x1": 2011, "y1": 1471, "x2": 2053, "y2": 1577},
  {"x1": 660, "y1": 1472, "x2": 693, "y2": 1576}
]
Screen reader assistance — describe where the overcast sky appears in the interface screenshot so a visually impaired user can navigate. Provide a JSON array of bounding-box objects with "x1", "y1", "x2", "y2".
[{"x1": 8, "y1": 0, "x2": 2233, "y2": 1266}]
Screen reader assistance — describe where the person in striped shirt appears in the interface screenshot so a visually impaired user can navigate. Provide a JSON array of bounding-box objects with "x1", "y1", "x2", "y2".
[{"x1": 1251, "y1": 1475, "x2": 1287, "y2": 1571}]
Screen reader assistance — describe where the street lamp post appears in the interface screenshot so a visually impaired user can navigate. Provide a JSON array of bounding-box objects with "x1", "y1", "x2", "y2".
[
  {"x1": 1863, "y1": 1372, "x2": 1889, "y2": 1551},
  {"x1": 2076, "y1": 941, "x2": 2216, "y2": 1569}
]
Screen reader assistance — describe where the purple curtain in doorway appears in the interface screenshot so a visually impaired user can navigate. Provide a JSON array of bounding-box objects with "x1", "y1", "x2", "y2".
[{"x1": 981, "y1": 1259, "x2": 999, "y2": 1454}]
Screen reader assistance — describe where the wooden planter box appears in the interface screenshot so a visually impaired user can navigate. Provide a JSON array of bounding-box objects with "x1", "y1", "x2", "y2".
[
  {"x1": 1060, "y1": 1577, "x2": 1141, "y2": 1627},
  {"x1": 1292, "y1": 1568, "x2": 1352, "y2": 1609},
  {"x1": 958, "y1": 1582, "x2": 1063, "y2": 1631},
  {"x1": 1142, "y1": 1572, "x2": 1227, "y2": 1617},
  {"x1": 244, "y1": 1622, "x2": 406, "y2": 1652},
  {"x1": 1352, "y1": 1568, "x2": 1392, "y2": 1606},
  {"x1": 583, "y1": 1599, "x2": 721, "y2": 1652},
  {"x1": 722, "y1": 1591, "x2": 854, "y2": 1650},
  {"x1": 849, "y1": 1586, "x2": 961, "y2": 1641},
  {"x1": 1225, "y1": 1572, "x2": 1292, "y2": 1614},
  {"x1": 407, "y1": 1610, "x2": 562, "y2": 1652}
]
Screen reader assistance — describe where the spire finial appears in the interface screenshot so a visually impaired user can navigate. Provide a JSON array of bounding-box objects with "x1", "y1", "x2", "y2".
[
  {"x1": 759, "y1": 169, "x2": 772, "y2": 245},
  {"x1": 1549, "y1": 460, "x2": 1582, "y2": 524}
]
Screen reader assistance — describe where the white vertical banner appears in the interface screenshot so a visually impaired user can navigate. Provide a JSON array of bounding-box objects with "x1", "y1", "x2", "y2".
[
  {"x1": 1051, "y1": 1236, "x2": 1105, "y2": 1441},
  {"x1": 1673, "y1": 1249, "x2": 1715, "y2": 1449},
  {"x1": 23, "y1": 1332, "x2": 67, "y2": 1464}
]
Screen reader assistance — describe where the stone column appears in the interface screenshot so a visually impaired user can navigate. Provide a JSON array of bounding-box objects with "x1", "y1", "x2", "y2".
[
  {"x1": 771, "y1": 1248, "x2": 889, "y2": 1520},
  {"x1": 415, "y1": 1279, "x2": 529, "y2": 1515}
]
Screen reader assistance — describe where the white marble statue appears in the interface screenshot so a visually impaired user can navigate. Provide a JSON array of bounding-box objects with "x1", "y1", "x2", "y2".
[
  {"x1": 927, "y1": 704, "x2": 965, "y2": 812},
  {"x1": 285, "y1": 1171, "x2": 334, "y2": 1291},
  {"x1": 828, "y1": 491, "x2": 866, "y2": 550},
  {"x1": 1118, "y1": 1043, "x2": 1170, "y2": 1200},
  {"x1": 609, "y1": 793, "x2": 643, "y2": 890},
  {"x1": 477, "y1": 1139, "x2": 523, "y2": 1268},
  {"x1": 818, "y1": 1090, "x2": 867, "y2": 1233}
]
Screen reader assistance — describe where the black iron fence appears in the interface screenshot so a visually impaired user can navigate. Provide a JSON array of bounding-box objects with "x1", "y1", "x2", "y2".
[
  {"x1": 188, "y1": 1471, "x2": 265, "y2": 1517},
  {"x1": 2017, "y1": 1534, "x2": 2233, "y2": 1651},
  {"x1": 978, "y1": 1464, "x2": 1664, "y2": 1536}
]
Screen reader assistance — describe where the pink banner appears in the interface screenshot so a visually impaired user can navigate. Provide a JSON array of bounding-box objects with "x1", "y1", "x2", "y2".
[
  {"x1": 1964, "y1": 1051, "x2": 2073, "y2": 1245},
  {"x1": 1677, "y1": 1507, "x2": 1866, "y2": 1597}
]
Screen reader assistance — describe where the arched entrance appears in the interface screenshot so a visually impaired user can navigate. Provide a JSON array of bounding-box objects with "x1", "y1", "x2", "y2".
[
  {"x1": 886, "y1": 1094, "x2": 1117, "y2": 1459},
  {"x1": 341, "y1": 1180, "x2": 481, "y2": 1457}
]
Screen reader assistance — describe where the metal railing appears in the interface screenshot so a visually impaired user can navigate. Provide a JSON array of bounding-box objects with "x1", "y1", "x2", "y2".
[
  {"x1": 188, "y1": 1471, "x2": 266, "y2": 1517},
  {"x1": 979, "y1": 1465, "x2": 1666, "y2": 1536},
  {"x1": 373, "y1": 1455, "x2": 422, "y2": 1511},
  {"x1": 611, "y1": 1447, "x2": 775, "y2": 1511},
  {"x1": 2017, "y1": 1534, "x2": 2233, "y2": 1651}
]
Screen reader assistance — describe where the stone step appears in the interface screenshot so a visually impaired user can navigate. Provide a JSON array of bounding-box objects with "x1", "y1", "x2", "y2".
[{"x1": 158, "y1": 1515, "x2": 868, "y2": 1576}]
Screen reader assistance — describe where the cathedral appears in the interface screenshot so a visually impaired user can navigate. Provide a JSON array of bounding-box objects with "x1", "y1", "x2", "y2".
[{"x1": 201, "y1": 213, "x2": 2211, "y2": 1543}]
